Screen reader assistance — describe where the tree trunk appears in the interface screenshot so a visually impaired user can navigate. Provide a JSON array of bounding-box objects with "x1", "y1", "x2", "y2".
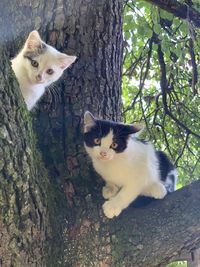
[
  {"x1": 0, "y1": 48, "x2": 49, "y2": 266},
  {"x1": 0, "y1": 0, "x2": 200, "y2": 267},
  {"x1": 33, "y1": 0, "x2": 123, "y2": 265}
]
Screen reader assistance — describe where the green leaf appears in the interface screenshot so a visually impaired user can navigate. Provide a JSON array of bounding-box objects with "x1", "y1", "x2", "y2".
[
  {"x1": 160, "y1": 10, "x2": 173, "y2": 21},
  {"x1": 154, "y1": 23, "x2": 162, "y2": 35}
]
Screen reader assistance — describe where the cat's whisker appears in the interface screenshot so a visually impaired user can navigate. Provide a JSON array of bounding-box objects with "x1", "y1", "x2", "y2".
[
  {"x1": 50, "y1": 84, "x2": 61, "y2": 100},
  {"x1": 46, "y1": 84, "x2": 61, "y2": 109}
]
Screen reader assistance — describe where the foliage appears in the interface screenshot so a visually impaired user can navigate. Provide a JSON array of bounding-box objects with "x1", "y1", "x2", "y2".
[{"x1": 122, "y1": 0, "x2": 200, "y2": 187}]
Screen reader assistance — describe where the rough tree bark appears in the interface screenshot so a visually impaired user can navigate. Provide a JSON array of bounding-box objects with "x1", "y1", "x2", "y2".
[
  {"x1": 0, "y1": 0, "x2": 199, "y2": 267},
  {"x1": 0, "y1": 45, "x2": 49, "y2": 265}
]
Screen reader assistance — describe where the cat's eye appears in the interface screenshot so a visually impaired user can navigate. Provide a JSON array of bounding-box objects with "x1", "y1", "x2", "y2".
[
  {"x1": 46, "y1": 69, "x2": 54, "y2": 75},
  {"x1": 31, "y1": 60, "x2": 39, "y2": 68},
  {"x1": 94, "y1": 138, "x2": 101, "y2": 145},
  {"x1": 111, "y1": 142, "x2": 118, "y2": 149}
]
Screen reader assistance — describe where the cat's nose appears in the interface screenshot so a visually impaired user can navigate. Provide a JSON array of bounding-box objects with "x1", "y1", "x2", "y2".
[
  {"x1": 100, "y1": 151, "x2": 107, "y2": 157},
  {"x1": 36, "y1": 74, "x2": 42, "y2": 82},
  {"x1": 36, "y1": 73, "x2": 44, "y2": 83}
]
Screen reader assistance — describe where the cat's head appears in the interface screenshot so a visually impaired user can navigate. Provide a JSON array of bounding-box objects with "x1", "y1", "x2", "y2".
[
  {"x1": 84, "y1": 111, "x2": 142, "y2": 161},
  {"x1": 21, "y1": 30, "x2": 76, "y2": 86}
]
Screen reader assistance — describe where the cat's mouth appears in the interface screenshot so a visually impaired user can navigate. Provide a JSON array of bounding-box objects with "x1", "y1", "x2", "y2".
[
  {"x1": 98, "y1": 156, "x2": 112, "y2": 161},
  {"x1": 36, "y1": 80, "x2": 45, "y2": 84}
]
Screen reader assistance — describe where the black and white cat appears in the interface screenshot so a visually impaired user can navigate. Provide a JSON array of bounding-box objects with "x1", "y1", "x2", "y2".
[
  {"x1": 84, "y1": 111, "x2": 177, "y2": 219},
  {"x1": 11, "y1": 30, "x2": 76, "y2": 110}
]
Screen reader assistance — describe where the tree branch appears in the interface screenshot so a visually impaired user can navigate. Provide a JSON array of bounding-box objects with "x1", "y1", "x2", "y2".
[
  {"x1": 110, "y1": 179, "x2": 200, "y2": 267},
  {"x1": 175, "y1": 132, "x2": 190, "y2": 166},
  {"x1": 188, "y1": 38, "x2": 198, "y2": 95},
  {"x1": 144, "y1": 0, "x2": 200, "y2": 28}
]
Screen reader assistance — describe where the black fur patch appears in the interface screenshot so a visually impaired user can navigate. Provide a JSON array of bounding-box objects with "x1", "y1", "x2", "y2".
[
  {"x1": 84, "y1": 119, "x2": 136, "y2": 153},
  {"x1": 156, "y1": 151, "x2": 175, "y2": 181}
]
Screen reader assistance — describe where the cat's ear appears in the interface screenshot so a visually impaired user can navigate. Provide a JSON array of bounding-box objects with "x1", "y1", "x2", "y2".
[
  {"x1": 84, "y1": 111, "x2": 96, "y2": 133},
  {"x1": 124, "y1": 123, "x2": 144, "y2": 135},
  {"x1": 25, "y1": 30, "x2": 43, "y2": 50},
  {"x1": 132, "y1": 123, "x2": 144, "y2": 134},
  {"x1": 58, "y1": 53, "x2": 77, "y2": 70}
]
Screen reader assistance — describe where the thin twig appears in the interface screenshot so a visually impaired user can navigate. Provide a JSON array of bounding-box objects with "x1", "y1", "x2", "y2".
[
  {"x1": 175, "y1": 133, "x2": 190, "y2": 166},
  {"x1": 123, "y1": 36, "x2": 153, "y2": 115},
  {"x1": 188, "y1": 38, "x2": 198, "y2": 95},
  {"x1": 157, "y1": 42, "x2": 200, "y2": 139}
]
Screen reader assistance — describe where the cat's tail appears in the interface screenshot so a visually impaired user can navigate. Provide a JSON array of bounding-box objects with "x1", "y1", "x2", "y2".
[{"x1": 164, "y1": 169, "x2": 177, "y2": 193}]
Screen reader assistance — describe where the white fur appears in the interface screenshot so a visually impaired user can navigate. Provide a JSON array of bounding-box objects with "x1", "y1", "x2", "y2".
[
  {"x1": 11, "y1": 31, "x2": 76, "y2": 110},
  {"x1": 85, "y1": 132, "x2": 167, "y2": 219}
]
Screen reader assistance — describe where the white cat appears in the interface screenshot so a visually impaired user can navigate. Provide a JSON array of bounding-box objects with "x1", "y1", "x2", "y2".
[
  {"x1": 84, "y1": 111, "x2": 177, "y2": 219},
  {"x1": 11, "y1": 30, "x2": 76, "y2": 110}
]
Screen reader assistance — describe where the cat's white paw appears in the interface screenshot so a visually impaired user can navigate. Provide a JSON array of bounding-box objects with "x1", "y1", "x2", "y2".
[
  {"x1": 151, "y1": 183, "x2": 167, "y2": 199},
  {"x1": 102, "y1": 200, "x2": 122, "y2": 219},
  {"x1": 102, "y1": 184, "x2": 118, "y2": 199}
]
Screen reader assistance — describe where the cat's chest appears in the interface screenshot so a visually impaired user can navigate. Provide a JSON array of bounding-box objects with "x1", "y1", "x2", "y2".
[
  {"x1": 93, "y1": 158, "x2": 134, "y2": 186},
  {"x1": 21, "y1": 85, "x2": 45, "y2": 110}
]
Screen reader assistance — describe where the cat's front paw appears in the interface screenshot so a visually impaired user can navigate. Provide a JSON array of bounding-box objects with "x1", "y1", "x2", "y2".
[
  {"x1": 102, "y1": 184, "x2": 118, "y2": 199},
  {"x1": 102, "y1": 200, "x2": 122, "y2": 219},
  {"x1": 151, "y1": 183, "x2": 167, "y2": 199}
]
